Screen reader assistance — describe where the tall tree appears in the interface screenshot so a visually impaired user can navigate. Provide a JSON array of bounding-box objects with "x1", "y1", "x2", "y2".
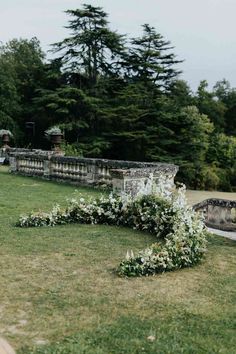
[
  {"x1": 0, "y1": 38, "x2": 46, "y2": 143},
  {"x1": 0, "y1": 55, "x2": 20, "y2": 138},
  {"x1": 168, "y1": 79, "x2": 194, "y2": 108},
  {"x1": 52, "y1": 4, "x2": 125, "y2": 88},
  {"x1": 123, "y1": 24, "x2": 182, "y2": 90},
  {"x1": 213, "y1": 80, "x2": 236, "y2": 135},
  {"x1": 195, "y1": 80, "x2": 226, "y2": 130}
]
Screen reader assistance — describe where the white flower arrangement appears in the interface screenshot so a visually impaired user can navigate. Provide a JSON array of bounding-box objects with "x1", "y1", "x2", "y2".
[
  {"x1": 44, "y1": 126, "x2": 62, "y2": 138},
  {"x1": 0, "y1": 129, "x2": 13, "y2": 137},
  {"x1": 17, "y1": 181, "x2": 208, "y2": 277}
]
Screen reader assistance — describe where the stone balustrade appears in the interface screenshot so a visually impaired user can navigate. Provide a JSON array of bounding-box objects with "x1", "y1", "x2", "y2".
[
  {"x1": 193, "y1": 198, "x2": 236, "y2": 231},
  {"x1": 9, "y1": 150, "x2": 178, "y2": 198}
]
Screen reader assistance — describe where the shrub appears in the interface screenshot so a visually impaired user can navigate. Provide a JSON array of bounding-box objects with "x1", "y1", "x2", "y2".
[{"x1": 62, "y1": 142, "x2": 82, "y2": 157}]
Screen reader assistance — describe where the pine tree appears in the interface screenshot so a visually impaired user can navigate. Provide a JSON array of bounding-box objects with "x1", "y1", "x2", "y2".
[{"x1": 123, "y1": 24, "x2": 182, "y2": 90}]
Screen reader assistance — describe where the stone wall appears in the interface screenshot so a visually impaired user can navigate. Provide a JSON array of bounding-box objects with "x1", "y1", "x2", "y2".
[
  {"x1": 0, "y1": 147, "x2": 55, "y2": 164},
  {"x1": 9, "y1": 150, "x2": 178, "y2": 198},
  {"x1": 193, "y1": 198, "x2": 236, "y2": 231},
  {"x1": 0, "y1": 148, "x2": 9, "y2": 163}
]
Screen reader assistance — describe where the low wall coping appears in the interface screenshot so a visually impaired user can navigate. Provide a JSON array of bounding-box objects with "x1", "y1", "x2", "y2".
[
  {"x1": 10, "y1": 152, "x2": 178, "y2": 172},
  {"x1": 8, "y1": 149, "x2": 179, "y2": 198},
  {"x1": 110, "y1": 166, "x2": 178, "y2": 178},
  {"x1": 32, "y1": 154, "x2": 178, "y2": 171},
  {"x1": 193, "y1": 198, "x2": 236, "y2": 210}
]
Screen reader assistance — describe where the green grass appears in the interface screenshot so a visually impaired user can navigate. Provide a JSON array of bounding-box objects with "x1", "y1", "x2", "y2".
[{"x1": 0, "y1": 166, "x2": 235, "y2": 354}]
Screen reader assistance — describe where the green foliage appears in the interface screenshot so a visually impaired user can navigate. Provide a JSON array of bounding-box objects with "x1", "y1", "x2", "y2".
[
  {"x1": 169, "y1": 106, "x2": 213, "y2": 163},
  {"x1": 121, "y1": 194, "x2": 171, "y2": 237},
  {"x1": 52, "y1": 4, "x2": 125, "y2": 86},
  {"x1": 0, "y1": 38, "x2": 46, "y2": 144},
  {"x1": 123, "y1": 24, "x2": 182, "y2": 89},
  {"x1": 0, "y1": 54, "x2": 21, "y2": 140},
  {"x1": 76, "y1": 137, "x2": 112, "y2": 157},
  {"x1": 207, "y1": 133, "x2": 236, "y2": 168},
  {"x1": 196, "y1": 80, "x2": 226, "y2": 130},
  {"x1": 0, "y1": 4, "x2": 236, "y2": 190},
  {"x1": 195, "y1": 165, "x2": 221, "y2": 191},
  {"x1": 177, "y1": 162, "x2": 233, "y2": 191},
  {"x1": 215, "y1": 81, "x2": 236, "y2": 136},
  {"x1": 62, "y1": 142, "x2": 82, "y2": 157},
  {"x1": 168, "y1": 79, "x2": 194, "y2": 107}
]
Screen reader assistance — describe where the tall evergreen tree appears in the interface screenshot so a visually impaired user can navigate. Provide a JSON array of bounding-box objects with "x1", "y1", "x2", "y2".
[
  {"x1": 52, "y1": 4, "x2": 125, "y2": 88},
  {"x1": 123, "y1": 24, "x2": 182, "y2": 90},
  {"x1": 168, "y1": 79, "x2": 194, "y2": 108},
  {"x1": 195, "y1": 80, "x2": 226, "y2": 130},
  {"x1": 213, "y1": 80, "x2": 236, "y2": 135}
]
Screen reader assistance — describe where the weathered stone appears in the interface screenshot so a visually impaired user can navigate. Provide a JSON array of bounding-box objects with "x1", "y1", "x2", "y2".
[
  {"x1": 193, "y1": 198, "x2": 236, "y2": 231},
  {"x1": 9, "y1": 149, "x2": 179, "y2": 197}
]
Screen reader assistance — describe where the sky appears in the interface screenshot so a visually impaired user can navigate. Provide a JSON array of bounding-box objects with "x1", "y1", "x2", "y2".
[{"x1": 1, "y1": 0, "x2": 236, "y2": 91}]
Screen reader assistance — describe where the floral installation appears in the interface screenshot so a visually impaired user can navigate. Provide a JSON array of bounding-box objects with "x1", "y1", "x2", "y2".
[
  {"x1": 17, "y1": 182, "x2": 208, "y2": 277},
  {"x1": 0, "y1": 129, "x2": 13, "y2": 137},
  {"x1": 118, "y1": 185, "x2": 207, "y2": 276},
  {"x1": 44, "y1": 126, "x2": 62, "y2": 139}
]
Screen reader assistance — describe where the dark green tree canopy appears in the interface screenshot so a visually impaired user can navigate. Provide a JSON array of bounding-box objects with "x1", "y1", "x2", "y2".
[
  {"x1": 1, "y1": 3, "x2": 236, "y2": 191},
  {"x1": 123, "y1": 24, "x2": 182, "y2": 89}
]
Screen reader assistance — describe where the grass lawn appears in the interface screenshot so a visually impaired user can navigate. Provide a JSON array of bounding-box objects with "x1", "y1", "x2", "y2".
[{"x1": 0, "y1": 166, "x2": 235, "y2": 354}]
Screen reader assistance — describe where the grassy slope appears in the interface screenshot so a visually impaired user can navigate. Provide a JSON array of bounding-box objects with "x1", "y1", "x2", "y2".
[{"x1": 0, "y1": 167, "x2": 235, "y2": 354}]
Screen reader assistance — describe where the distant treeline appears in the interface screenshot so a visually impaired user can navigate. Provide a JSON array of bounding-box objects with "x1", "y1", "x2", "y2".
[{"x1": 1, "y1": 4, "x2": 236, "y2": 190}]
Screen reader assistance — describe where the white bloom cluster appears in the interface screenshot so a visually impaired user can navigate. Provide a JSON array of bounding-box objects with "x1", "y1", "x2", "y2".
[
  {"x1": 118, "y1": 182, "x2": 208, "y2": 276},
  {"x1": 17, "y1": 203, "x2": 67, "y2": 227},
  {"x1": 17, "y1": 180, "x2": 208, "y2": 277}
]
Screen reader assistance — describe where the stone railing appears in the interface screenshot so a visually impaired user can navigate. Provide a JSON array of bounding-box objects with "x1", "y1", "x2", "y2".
[
  {"x1": 193, "y1": 198, "x2": 236, "y2": 231},
  {"x1": 0, "y1": 147, "x2": 12, "y2": 163},
  {"x1": 9, "y1": 150, "x2": 178, "y2": 198},
  {"x1": 0, "y1": 147, "x2": 55, "y2": 164}
]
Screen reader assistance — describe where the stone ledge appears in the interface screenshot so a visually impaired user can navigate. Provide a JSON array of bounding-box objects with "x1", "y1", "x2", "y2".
[
  {"x1": 193, "y1": 198, "x2": 236, "y2": 210},
  {"x1": 110, "y1": 166, "x2": 178, "y2": 178},
  {"x1": 9, "y1": 149, "x2": 179, "y2": 198},
  {"x1": 193, "y1": 198, "x2": 236, "y2": 232}
]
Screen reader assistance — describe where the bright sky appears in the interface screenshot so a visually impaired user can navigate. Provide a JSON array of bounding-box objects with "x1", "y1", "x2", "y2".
[{"x1": 1, "y1": 0, "x2": 236, "y2": 91}]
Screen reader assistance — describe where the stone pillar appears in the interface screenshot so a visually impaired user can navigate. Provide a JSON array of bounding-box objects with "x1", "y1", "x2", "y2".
[
  {"x1": 110, "y1": 167, "x2": 178, "y2": 199},
  {"x1": 9, "y1": 156, "x2": 18, "y2": 172},
  {"x1": 207, "y1": 205, "x2": 233, "y2": 224},
  {"x1": 110, "y1": 169, "x2": 126, "y2": 195},
  {"x1": 43, "y1": 158, "x2": 51, "y2": 179}
]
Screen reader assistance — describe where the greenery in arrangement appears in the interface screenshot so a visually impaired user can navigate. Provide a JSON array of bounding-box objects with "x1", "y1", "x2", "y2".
[
  {"x1": 17, "y1": 181, "x2": 208, "y2": 277},
  {"x1": 0, "y1": 129, "x2": 13, "y2": 137}
]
